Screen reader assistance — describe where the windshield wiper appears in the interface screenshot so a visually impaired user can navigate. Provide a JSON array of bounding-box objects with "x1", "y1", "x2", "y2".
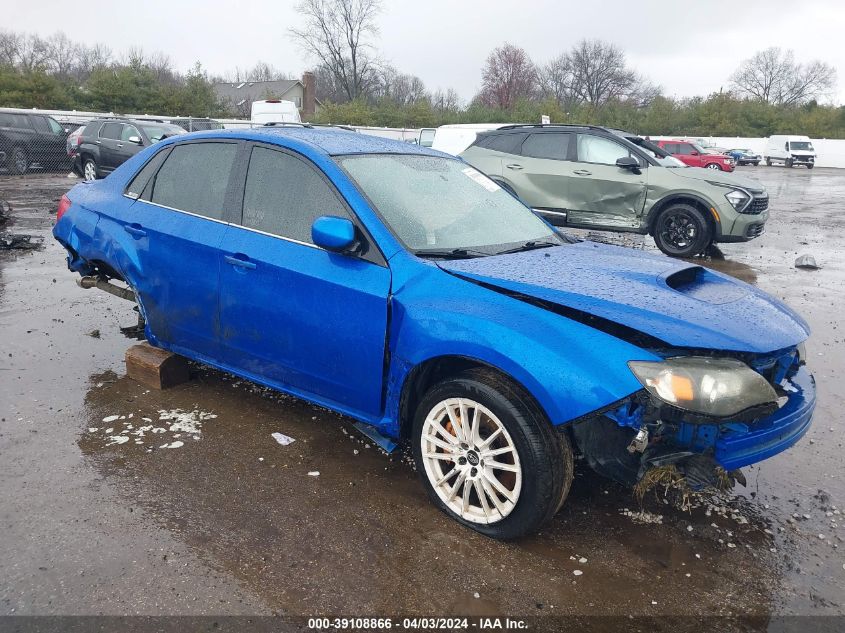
[
  {"x1": 415, "y1": 247, "x2": 490, "y2": 260},
  {"x1": 496, "y1": 240, "x2": 560, "y2": 256}
]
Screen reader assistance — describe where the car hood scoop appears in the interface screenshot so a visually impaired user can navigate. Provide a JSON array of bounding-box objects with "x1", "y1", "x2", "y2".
[{"x1": 438, "y1": 241, "x2": 809, "y2": 353}]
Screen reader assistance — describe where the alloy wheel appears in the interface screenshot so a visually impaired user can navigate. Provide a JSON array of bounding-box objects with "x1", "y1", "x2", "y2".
[
  {"x1": 706, "y1": 163, "x2": 721, "y2": 170},
  {"x1": 660, "y1": 211, "x2": 697, "y2": 249},
  {"x1": 420, "y1": 397, "x2": 522, "y2": 524},
  {"x1": 83, "y1": 161, "x2": 97, "y2": 181}
]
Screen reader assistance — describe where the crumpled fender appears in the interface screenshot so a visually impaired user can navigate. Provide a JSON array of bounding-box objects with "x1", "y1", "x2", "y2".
[{"x1": 376, "y1": 252, "x2": 660, "y2": 438}]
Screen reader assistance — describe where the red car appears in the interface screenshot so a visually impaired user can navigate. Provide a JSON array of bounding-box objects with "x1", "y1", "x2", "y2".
[{"x1": 653, "y1": 140, "x2": 735, "y2": 171}]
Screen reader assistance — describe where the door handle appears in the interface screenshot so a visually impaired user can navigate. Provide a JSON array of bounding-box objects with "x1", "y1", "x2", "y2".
[
  {"x1": 225, "y1": 254, "x2": 256, "y2": 270},
  {"x1": 116, "y1": 143, "x2": 123, "y2": 148},
  {"x1": 573, "y1": 169, "x2": 592, "y2": 176},
  {"x1": 124, "y1": 224, "x2": 146, "y2": 238},
  {"x1": 505, "y1": 163, "x2": 523, "y2": 170}
]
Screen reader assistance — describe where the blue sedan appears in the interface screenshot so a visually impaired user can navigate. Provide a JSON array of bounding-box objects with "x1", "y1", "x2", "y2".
[{"x1": 53, "y1": 128, "x2": 815, "y2": 539}]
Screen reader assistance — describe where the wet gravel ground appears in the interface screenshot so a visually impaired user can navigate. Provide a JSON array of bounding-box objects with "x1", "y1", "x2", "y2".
[{"x1": 0, "y1": 167, "x2": 843, "y2": 624}]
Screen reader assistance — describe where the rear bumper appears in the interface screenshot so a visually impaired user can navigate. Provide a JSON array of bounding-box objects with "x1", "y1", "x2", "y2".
[{"x1": 715, "y1": 366, "x2": 815, "y2": 471}]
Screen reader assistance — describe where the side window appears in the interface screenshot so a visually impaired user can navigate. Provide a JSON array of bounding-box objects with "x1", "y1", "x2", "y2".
[
  {"x1": 476, "y1": 132, "x2": 527, "y2": 155},
  {"x1": 576, "y1": 134, "x2": 632, "y2": 165},
  {"x1": 30, "y1": 116, "x2": 51, "y2": 134},
  {"x1": 676, "y1": 143, "x2": 693, "y2": 155},
  {"x1": 241, "y1": 146, "x2": 349, "y2": 244},
  {"x1": 520, "y1": 133, "x2": 571, "y2": 160},
  {"x1": 126, "y1": 148, "x2": 171, "y2": 199},
  {"x1": 10, "y1": 113, "x2": 30, "y2": 129},
  {"x1": 149, "y1": 143, "x2": 238, "y2": 220},
  {"x1": 83, "y1": 121, "x2": 103, "y2": 138},
  {"x1": 121, "y1": 125, "x2": 141, "y2": 142},
  {"x1": 100, "y1": 123, "x2": 123, "y2": 140},
  {"x1": 47, "y1": 117, "x2": 64, "y2": 134}
]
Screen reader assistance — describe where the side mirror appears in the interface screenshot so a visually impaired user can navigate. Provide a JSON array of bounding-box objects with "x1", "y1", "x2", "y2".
[
  {"x1": 312, "y1": 216, "x2": 358, "y2": 253},
  {"x1": 616, "y1": 156, "x2": 642, "y2": 173},
  {"x1": 690, "y1": 150, "x2": 699, "y2": 156},
  {"x1": 128, "y1": 135, "x2": 142, "y2": 145}
]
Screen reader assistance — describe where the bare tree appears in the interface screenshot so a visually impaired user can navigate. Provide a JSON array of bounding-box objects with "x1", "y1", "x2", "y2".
[
  {"x1": 731, "y1": 48, "x2": 837, "y2": 106},
  {"x1": 246, "y1": 61, "x2": 291, "y2": 82},
  {"x1": 74, "y1": 42, "x2": 112, "y2": 81},
  {"x1": 478, "y1": 43, "x2": 537, "y2": 109},
  {"x1": 431, "y1": 88, "x2": 462, "y2": 113},
  {"x1": 568, "y1": 39, "x2": 639, "y2": 106},
  {"x1": 16, "y1": 33, "x2": 49, "y2": 72},
  {"x1": 290, "y1": 0, "x2": 382, "y2": 102},
  {"x1": 539, "y1": 53, "x2": 578, "y2": 110},
  {"x1": 0, "y1": 30, "x2": 23, "y2": 67},
  {"x1": 377, "y1": 66, "x2": 428, "y2": 105},
  {"x1": 44, "y1": 32, "x2": 78, "y2": 78}
]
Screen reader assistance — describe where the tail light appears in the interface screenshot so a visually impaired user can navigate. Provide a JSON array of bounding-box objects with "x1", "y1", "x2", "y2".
[{"x1": 56, "y1": 194, "x2": 71, "y2": 221}]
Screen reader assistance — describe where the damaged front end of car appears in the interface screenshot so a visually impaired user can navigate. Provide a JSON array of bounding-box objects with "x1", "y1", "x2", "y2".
[{"x1": 570, "y1": 344, "x2": 815, "y2": 494}]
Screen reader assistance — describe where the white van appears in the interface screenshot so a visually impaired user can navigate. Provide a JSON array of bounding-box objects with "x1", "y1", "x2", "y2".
[
  {"x1": 431, "y1": 124, "x2": 512, "y2": 155},
  {"x1": 764, "y1": 135, "x2": 816, "y2": 169},
  {"x1": 250, "y1": 99, "x2": 302, "y2": 126}
]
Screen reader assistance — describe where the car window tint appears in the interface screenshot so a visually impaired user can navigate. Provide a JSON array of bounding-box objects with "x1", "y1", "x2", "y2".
[
  {"x1": 30, "y1": 116, "x2": 51, "y2": 134},
  {"x1": 47, "y1": 117, "x2": 64, "y2": 134},
  {"x1": 676, "y1": 143, "x2": 693, "y2": 155},
  {"x1": 241, "y1": 146, "x2": 349, "y2": 243},
  {"x1": 150, "y1": 143, "x2": 237, "y2": 220},
  {"x1": 83, "y1": 121, "x2": 103, "y2": 137},
  {"x1": 121, "y1": 125, "x2": 141, "y2": 142},
  {"x1": 476, "y1": 133, "x2": 527, "y2": 154},
  {"x1": 577, "y1": 134, "x2": 631, "y2": 165},
  {"x1": 521, "y1": 133, "x2": 570, "y2": 160},
  {"x1": 100, "y1": 122, "x2": 123, "y2": 140},
  {"x1": 0, "y1": 113, "x2": 14, "y2": 127},
  {"x1": 127, "y1": 149, "x2": 171, "y2": 199}
]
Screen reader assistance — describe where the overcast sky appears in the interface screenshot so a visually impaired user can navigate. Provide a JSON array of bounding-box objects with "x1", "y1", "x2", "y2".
[{"x1": 7, "y1": 0, "x2": 845, "y2": 104}]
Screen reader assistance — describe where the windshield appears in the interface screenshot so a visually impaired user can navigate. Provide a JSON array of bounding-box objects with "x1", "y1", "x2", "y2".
[
  {"x1": 337, "y1": 154, "x2": 559, "y2": 254},
  {"x1": 141, "y1": 124, "x2": 185, "y2": 142},
  {"x1": 692, "y1": 143, "x2": 708, "y2": 154},
  {"x1": 790, "y1": 141, "x2": 814, "y2": 151}
]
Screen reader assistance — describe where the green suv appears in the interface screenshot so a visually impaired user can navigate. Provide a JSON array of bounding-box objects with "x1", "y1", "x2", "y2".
[{"x1": 459, "y1": 125, "x2": 769, "y2": 257}]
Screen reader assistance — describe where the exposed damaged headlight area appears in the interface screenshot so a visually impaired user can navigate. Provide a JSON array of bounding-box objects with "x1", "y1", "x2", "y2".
[{"x1": 571, "y1": 345, "x2": 814, "y2": 494}]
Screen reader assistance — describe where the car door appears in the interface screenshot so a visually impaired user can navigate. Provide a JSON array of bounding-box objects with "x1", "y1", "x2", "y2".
[
  {"x1": 499, "y1": 132, "x2": 574, "y2": 226},
  {"x1": 564, "y1": 133, "x2": 648, "y2": 229},
  {"x1": 28, "y1": 115, "x2": 67, "y2": 169},
  {"x1": 97, "y1": 122, "x2": 124, "y2": 170},
  {"x1": 218, "y1": 143, "x2": 391, "y2": 419},
  {"x1": 117, "y1": 123, "x2": 146, "y2": 165},
  {"x1": 118, "y1": 141, "x2": 240, "y2": 358},
  {"x1": 675, "y1": 142, "x2": 703, "y2": 168}
]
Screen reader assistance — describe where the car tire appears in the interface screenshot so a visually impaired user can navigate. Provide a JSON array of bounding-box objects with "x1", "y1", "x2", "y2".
[
  {"x1": 785, "y1": 158, "x2": 794, "y2": 168},
  {"x1": 412, "y1": 367, "x2": 570, "y2": 540},
  {"x1": 706, "y1": 163, "x2": 722, "y2": 170},
  {"x1": 765, "y1": 157, "x2": 772, "y2": 166},
  {"x1": 752, "y1": 162, "x2": 760, "y2": 166},
  {"x1": 653, "y1": 203, "x2": 711, "y2": 258},
  {"x1": 8, "y1": 146, "x2": 28, "y2": 175},
  {"x1": 83, "y1": 157, "x2": 99, "y2": 182},
  {"x1": 807, "y1": 164, "x2": 814, "y2": 170}
]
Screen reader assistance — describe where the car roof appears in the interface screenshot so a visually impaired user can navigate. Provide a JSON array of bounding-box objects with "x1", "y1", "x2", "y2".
[{"x1": 172, "y1": 127, "x2": 447, "y2": 157}]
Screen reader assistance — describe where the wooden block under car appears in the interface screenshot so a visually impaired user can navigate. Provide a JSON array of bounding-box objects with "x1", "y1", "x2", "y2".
[{"x1": 125, "y1": 343, "x2": 191, "y2": 390}]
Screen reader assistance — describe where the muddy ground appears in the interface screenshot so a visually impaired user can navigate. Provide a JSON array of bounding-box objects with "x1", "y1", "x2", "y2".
[{"x1": 0, "y1": 167, "x2": 843, "y2": 628}]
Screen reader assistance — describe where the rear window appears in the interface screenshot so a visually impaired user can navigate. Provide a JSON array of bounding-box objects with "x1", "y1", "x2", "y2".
[
  {"x1": 521, "y1": 133, "x2": 571, "y2": 160},
  {"x1": 126, "y1": 148, "x2": 171, "y2": 199},
  {"x1": 0, "y1": 113, "x2": 31, "y2": 128},
  {"x1": 148, "y1": 142, "x2": 237, "y2": 220}
]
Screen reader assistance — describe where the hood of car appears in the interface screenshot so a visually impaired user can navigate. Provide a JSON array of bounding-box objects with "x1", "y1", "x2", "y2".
[
  {"x1": 438, "y1": 241, "x2": 809, "y2": 354},
  {"x1": 667, "y1": 166, "x2": 765, "y2": 194}
]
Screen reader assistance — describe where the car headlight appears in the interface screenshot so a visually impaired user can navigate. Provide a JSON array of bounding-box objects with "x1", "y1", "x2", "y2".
[
  {"x1": 628, "y1": 357, "x2": 777, "y2": 418},
  {"x1": 724, "y1": 189, "x2": 750, "y2": 211}
]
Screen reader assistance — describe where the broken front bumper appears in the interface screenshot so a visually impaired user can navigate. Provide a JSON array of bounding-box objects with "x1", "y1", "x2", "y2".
[{"x1": 715, "y1": 366, "x2": 815, "y2": 471}]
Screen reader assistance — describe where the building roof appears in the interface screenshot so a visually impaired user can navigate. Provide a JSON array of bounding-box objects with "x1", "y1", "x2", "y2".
[
  {"x1": 214, "y1": 80, "x2": 302, "y2": 106},
  {"x1": 179, "y1": 127, "x2": 445, "y2": 157}
]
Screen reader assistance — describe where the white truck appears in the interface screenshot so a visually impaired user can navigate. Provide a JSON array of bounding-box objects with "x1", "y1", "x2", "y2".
[
  {"x1": 764, "y1": 135, "x2": 816, "y2": 169},
  {"x1": 250, "y1": 100, "x2": 301, "y2": 126}
]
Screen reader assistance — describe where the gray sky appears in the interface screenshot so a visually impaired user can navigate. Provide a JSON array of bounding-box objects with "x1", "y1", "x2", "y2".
[{"x1": 8, "y1": 0, "x2": 845, "y2": 104}]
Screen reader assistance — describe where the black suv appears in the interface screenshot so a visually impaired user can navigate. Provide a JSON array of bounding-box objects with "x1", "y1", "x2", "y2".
[
  {"x1": 75, "y1": 118, "x2": 185, "y2": 181},
  {"x1": 0, "y1": 110, "x2": 70, "y2": 174}
]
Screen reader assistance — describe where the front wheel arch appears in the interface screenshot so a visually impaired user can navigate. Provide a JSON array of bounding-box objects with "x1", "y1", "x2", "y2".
[
  {"x1": 398, "y1": 355, "x2": 551, "y2": 443},
  {"x1": 647, "y1": 195, "x2": 719, "y2": 240}
]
